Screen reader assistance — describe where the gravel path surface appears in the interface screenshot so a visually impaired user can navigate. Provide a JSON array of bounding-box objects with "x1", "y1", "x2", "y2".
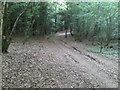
[{"x1": 2, "y1": 32, "x2": 118, "y2": 88}]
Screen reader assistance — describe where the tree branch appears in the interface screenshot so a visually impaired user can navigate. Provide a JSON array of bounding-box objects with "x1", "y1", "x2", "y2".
[{"x1": 9, "y1": 2, "x2": 31, "y2": 38}]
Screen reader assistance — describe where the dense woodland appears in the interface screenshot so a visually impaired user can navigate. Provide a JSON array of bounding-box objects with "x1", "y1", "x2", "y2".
[
  {"x1": 1, "y1": 2, "x2": 119, "y2": 53},
  {"x1": 1, "y1": 2, "x2": 119, "y2": 88}
]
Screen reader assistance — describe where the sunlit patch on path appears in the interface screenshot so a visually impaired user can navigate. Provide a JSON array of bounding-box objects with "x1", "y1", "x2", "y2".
[{"x1": 56, "y1": 31, "x2": 70, "y2": 36}]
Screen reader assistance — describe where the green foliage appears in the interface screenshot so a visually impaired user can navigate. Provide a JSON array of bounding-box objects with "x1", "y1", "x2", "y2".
[
  {"x1": 2, "y1": 2, "x2": 118, "y2": 53},
  {"x1": 64, "y1": 2, "x2": 118, "y2": 47},
  {"x1": 86, "y1": 47, "x2": 118, "y2": 59}
]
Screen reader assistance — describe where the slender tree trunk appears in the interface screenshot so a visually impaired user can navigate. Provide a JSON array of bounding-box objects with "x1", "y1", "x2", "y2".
[
  {"x1": 64, "y1": 21, "x2": 68, "y2": 38},
  {"x1": 55, "y1": 15, "x2": 57, "y2": 32},
  {"x1": 0, "y1": 2, "x2": 3, "y2": 89},
  {"x1": 54, "y1": 4, "x2": 57, "y2": 32},
  {"x1": 70, "y1": 25, "x2": 73, "y2": 36},
  {"x1": 65, "y1": 3, "x2": 70, "y2": 38},
  {"x1": 100, "y1": 46, "x2": 103, "y2": 53},
  {"x1": 0, "y1": 2, "x2": 4, "y2": 53},
  {"x1": 65, "y1": 29, "x2": 67, "y2": 38}
]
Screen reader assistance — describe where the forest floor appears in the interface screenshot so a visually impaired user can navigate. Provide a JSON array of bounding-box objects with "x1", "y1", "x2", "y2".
[{"x1": 2, "y1": 32, "x2": 118, "y2": 88}]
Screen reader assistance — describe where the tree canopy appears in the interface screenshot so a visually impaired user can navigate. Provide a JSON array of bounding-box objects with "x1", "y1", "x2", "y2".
[{"x1": 1, "y1": 2, "x2": 119, "y2": 53}]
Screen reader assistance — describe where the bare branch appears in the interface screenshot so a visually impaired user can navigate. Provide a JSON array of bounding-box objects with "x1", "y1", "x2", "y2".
[{"x1": 9, "y1": 2, "x2": 31, "y2": 38}]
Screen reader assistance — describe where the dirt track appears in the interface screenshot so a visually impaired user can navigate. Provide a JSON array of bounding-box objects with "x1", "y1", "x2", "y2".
[{"x1": 2, "y1": 32, "x2": 118, "y2": 88}]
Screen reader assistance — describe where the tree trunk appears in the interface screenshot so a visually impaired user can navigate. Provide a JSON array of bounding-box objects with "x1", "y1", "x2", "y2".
[
  {"x1": 2, "y1": 2, "x2": 10, "y2": 53},
  {"x1": 0, "y1": 2, "x2": 4, "y2": 53},
  {"x1": 2, "y1": 37, "x2": 11, "y2": 53},
  {"x1": 64, "y1": 21, "x2": 68, "y2": 38},
  {"x1": 65, "y1": 29, "x2": 67, "y2": 38},
  {"x1": 70, "y1": 24, "x2": 73, "y2": 36},
  {"x1": 100, "y1": 46, "x2": 103, "y2": 53},
  {"x1": 2, "y1": 2, "x2": 30, "y2": 53}
]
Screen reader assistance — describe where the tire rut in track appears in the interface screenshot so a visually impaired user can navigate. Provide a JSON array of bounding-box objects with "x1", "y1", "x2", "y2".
[
  {"x1": 72, "y1": 46, "x2": 100, "y2": 64},
  {"x1": 67, "y1": 54, "x2": 79, "y2": 63},
  {"x1": 58, "y1": 38, "x2": 98, "y2": 63},
  {"x1": 55, "y1": 37, "x2": 118, "y2": 87}
]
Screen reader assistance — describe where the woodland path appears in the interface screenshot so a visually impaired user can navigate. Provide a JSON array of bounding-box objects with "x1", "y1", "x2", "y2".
[{"x1": 2, "y1": 32, "x2": 118, "y2": 88}]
